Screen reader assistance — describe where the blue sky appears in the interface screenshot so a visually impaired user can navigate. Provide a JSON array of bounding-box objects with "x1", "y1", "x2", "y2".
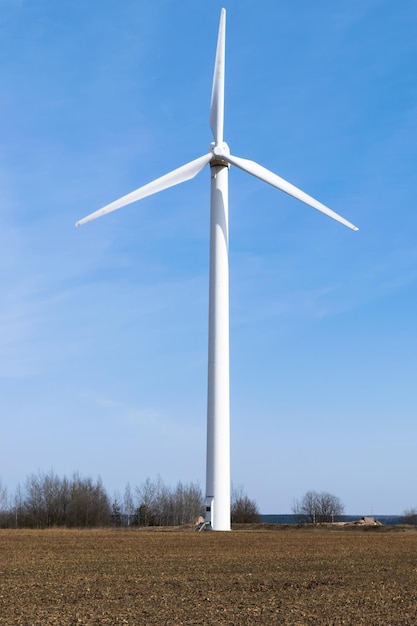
[{"x1": 1, "y1": 0, "x2": 416, "y2": 514}]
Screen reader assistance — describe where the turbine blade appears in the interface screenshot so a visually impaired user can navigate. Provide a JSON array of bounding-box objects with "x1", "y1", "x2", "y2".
[
  {"x1": 76, "y1": 153, "x2": 212, "y2": 226},
  {"x1": 210, "y1": 8, "x2": 226, "y2": 145},
  {"x1": 225, "y1": 153, "x2": 359, "y2": 231}
]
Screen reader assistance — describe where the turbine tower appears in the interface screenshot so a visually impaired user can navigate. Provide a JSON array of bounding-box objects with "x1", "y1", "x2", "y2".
[{"x1": 76, "y1": 9, "x2": 358, "y2": 531}]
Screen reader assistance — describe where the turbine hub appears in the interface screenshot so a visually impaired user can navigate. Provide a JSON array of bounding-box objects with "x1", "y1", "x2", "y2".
[{"x1": 210, "y1": 141, "x2": 230, "y2": 167}]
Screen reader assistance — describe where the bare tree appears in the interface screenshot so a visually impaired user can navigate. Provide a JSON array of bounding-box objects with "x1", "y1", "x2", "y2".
[
  {"x1": 14, "y1": 484, "x2": 25, "y2": 528},
  {"x1": 135, "y1": 477, "x2": 204, "y2": 526},
  {"x1": 42, "y1": 470, "x2": 69, "y2": 527},
  {"x1": 0, "y1": 478, "x2": 7, "y2": 509},
  {"x1": 292, "y1": 490, "x2": 344, "y2": 523},
  {"x1": 231, "y1": 485, "x2": 260, "y2": 523},
  {"x1": 135, "y1": 476, "x2": 159, "y2": 526},
  {"x1": 403, "y1": 508, "x2": 417, "y2": 525},
  {"x1": 67, "y1": 474, "x2": 111, "y2": 527},
  {"x1": 111, "y1": 492, "x2": 123, "y2": 527},
  {"x1": 123, "y1": 483, "x2": 135, "y2": 526},
  {"x1": 181, "y1": 482, "x2": 204, "y2": 524},
  {"x1": 24, "y1": 471, "x2": 46, "y2": 528},
  {"x1": 293, "y1": 491, "x2": 318, "y2": 523},
  {"x1": 19, "y1": 471, "x2": 109, "y2": 528},
  {"x1": 172, "y1": 481, "x2": 204, "y2": 525},
  {"x1": 0, "y1": 478, "x2": 8, "y2": 528}
]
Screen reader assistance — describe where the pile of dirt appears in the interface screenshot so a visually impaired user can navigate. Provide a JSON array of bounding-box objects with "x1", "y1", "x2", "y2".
[{"x1": 348, "y1": 516, "x2": 383, "y2": 527}]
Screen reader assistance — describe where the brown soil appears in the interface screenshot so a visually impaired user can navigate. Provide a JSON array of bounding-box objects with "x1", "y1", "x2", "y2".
[{"x1": 1, "y1": 527, "x2": 417, "y2": 625}]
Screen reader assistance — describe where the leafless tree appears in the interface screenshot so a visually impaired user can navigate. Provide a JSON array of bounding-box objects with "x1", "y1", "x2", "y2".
[
  {"x1": 17, "y1": 471, "x2": 111, "y2": 528},
  {"x1": 67, "y1": 474, "x2": 111, "y2": 527},
  {"x1": 0, "y1": 478, "x2": 8, "y2": 527},
  {"x1": 231, "y1": 485, "x2": 260, "y2": 523},
  {"x1": 135, "y1": 477, "x2": 204, "y2": 526},
  {"x1": 135, "y1": 476, "x2": 159, "y2": 526},
  {"x1": 403, "y1": 508, "x2": 417, "y2": 525},
  {"x1": 292, "y1": 490, "x2": 344, "y2": 523},
  {"x1": 171, "y1": 481, "x2": 204, "y2": 525},
  {"x1": 23, "y1": 471, "x2": 50, "y2": 528},
  {"x1": 0, "y1": 478, "x2": 7, "y2": 511},
  {"x1": 123, "y1": 483, "x2": 135, "y2": 526},
  {"x1": 181, "y1": 481, "x2": 204, "y2": 524},
  {"x1": 111, "y1": 492, "x2": 123, "y2": 527},
  {"x1": 13, "y1": 484, "x2": 25, "y2": 528}
]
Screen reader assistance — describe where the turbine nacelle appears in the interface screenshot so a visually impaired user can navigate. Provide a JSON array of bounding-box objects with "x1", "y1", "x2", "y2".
[{"x1": 210, "y1": 141, "x2": 230, "y2": 167}]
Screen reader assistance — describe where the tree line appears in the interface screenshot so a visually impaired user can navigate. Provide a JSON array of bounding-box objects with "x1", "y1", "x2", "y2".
[
  {"x1": 6, "y1": 475, "x2": 414, "y2": 528},
  {"x1": 0, "y1": 472, "x2": 260, "y2": 529}
]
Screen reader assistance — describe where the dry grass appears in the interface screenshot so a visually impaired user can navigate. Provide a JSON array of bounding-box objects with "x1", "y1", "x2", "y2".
[{"x1": 1, "y1": 527, "x2": 417, "y2": 625}]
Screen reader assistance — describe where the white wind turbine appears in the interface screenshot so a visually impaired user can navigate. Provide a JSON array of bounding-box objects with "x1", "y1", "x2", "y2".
[{"x1": 77, "y1": 8, "x2": 358, "y2": 531}]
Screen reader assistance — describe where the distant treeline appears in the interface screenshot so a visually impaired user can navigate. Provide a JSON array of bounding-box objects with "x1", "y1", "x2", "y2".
[{"x1": 0, "y1": 472, "x2": 260, "y2": 529}]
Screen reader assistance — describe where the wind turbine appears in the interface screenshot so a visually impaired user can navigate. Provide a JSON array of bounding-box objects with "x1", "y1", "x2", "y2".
[{"x1": 76, "y1": 8, "x2": 358, "y2": 531}]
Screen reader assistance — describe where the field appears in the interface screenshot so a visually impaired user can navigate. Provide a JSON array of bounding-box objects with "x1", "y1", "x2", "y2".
[{"x1": 1, "y1": 527, "x2": 417, "y2": 625}]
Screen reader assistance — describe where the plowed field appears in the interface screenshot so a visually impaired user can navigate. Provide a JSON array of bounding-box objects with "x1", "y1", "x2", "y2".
[{"x1": 1, "y1": 527, "x2": 417, "y2": 625}]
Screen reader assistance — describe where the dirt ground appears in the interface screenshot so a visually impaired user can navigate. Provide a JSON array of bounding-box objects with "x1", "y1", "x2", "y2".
[{"x1": 1, "y1": 527, "x2": 417, "y2": 625}]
